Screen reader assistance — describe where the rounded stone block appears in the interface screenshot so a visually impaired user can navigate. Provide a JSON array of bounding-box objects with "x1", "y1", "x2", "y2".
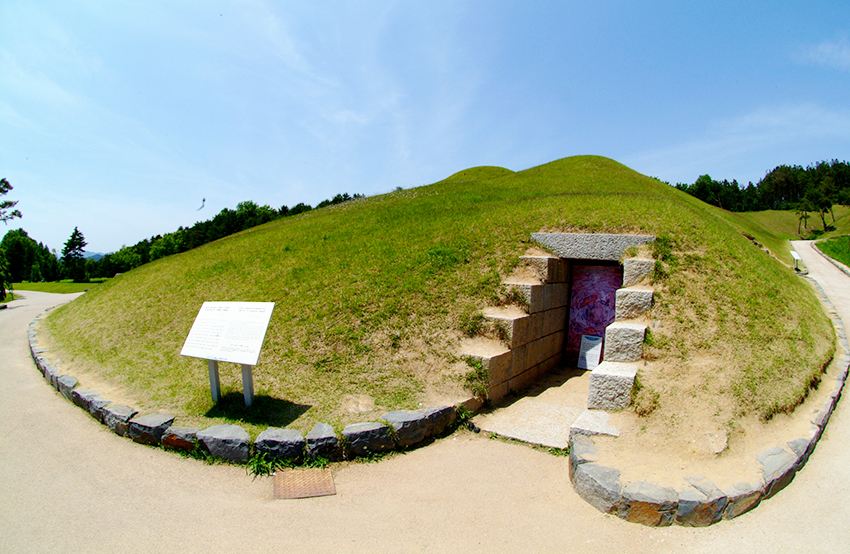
[
  {"x1": 306, "y1": 423, "x2": 342, "y2": 461},
  {"x1": 342, "y1": 422, "x2": 395, "y2": 458},
  {"x1": 382, "y1": 406, "x2": 456, "y2": 448},
  {"x1": 619, "y1": 481, "x2": 678, "y2": 526},
  {"x1": 757, "y1": 446, "x2": 797, "y2": 498},
  {"x1": 677, "y1": 476, "x2": 728, "y2": 526},
  {"x1": 568, "y1": 435, "x2": 598, "y2": 482},
  {"x1": 102, "y1": 404, "x2": 138, "y2": 436},
  {"x1": 56, "y1": 375, "x2": 78, "y2": 400},
  {"x1": 197, "y1": 424, "x2": 251, "y2": 463},
  {"x1": 162, "y1": 427, "x2": 199, "y2": 451},
  {"x1": 70, "y1": 389, "x2": 100, "y2": 411},
  {"x1": 573, "y1": 463, "x2": 622, "y2": 514},
  {"x1": 128, "y1": 413, "x2": 175, "y2": 445},
  {"x1": 255, "y1": 428, "x2": 306, "y2": 462},
  {"x1": 723, "y1": 481, "x2": 764, "y2": 519}
]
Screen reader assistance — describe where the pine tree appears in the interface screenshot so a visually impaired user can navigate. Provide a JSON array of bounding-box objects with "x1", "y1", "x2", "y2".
[
  {"x1": 0, "y1": 178, "x2": 22, "y2": 224},
  {"x1": 62, "y1": 227, "x2": 88, "y2": 282}
]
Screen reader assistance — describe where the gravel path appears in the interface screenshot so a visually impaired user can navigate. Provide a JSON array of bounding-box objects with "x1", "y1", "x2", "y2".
[{"x1": 2, "y1": 245, "x2": 850, "y2": 553}]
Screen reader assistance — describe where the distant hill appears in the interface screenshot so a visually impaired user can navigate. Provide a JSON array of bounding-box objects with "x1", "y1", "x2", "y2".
[{"x1": 84, "y1": 252, "x2": 105, "y2": 261}]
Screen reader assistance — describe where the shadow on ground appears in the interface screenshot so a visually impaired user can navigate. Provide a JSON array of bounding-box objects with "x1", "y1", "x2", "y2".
[{"x1": 205, "y1": 392, "x2": 311, "y2": 427}]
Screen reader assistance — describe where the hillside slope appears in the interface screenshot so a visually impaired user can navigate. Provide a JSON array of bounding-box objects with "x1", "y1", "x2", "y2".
[{"x1": 44, "y1": 156, "x2": 834, "y2": 434}]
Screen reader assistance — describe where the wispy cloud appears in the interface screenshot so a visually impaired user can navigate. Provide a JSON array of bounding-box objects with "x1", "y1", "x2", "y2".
[
  {"x1": 0, "y1": 50, "x2": 81, "y2": 109},
  {"x1": 623, "y1": 103, "x2": 850, "y2": 183},
  {"x1": 796, "y1": 37, "x2": 850, "y2": 72}
]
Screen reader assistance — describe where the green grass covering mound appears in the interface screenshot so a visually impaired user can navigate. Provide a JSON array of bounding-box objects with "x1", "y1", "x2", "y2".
[
  {"x1": 818, "y1": 236, "x2": 850, "y2": 268},
  {"x1": 45, "y1": 156, "x2": 834, "y2": 434}
]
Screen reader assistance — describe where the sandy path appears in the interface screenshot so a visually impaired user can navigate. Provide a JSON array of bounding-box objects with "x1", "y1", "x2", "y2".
[{"x1": 2, "y1": 245, "x2": 850, "y2": 553}]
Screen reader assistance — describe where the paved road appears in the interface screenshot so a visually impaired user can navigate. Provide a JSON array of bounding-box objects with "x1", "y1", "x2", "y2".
[{"x1": 2, "y1": 244, "x2": 849, "y2": 553}]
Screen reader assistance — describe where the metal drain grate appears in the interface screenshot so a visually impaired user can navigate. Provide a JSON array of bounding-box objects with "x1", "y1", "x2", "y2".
[{"x1": 273, "y1": 468, "x2": 336, "y2": 499}]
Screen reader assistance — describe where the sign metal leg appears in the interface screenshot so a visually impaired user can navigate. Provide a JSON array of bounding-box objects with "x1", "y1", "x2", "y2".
[
  {"x1": 208, "y1": 359, "x2": 221, "y2": 403},
  {"x1": 241, "y1": 364, "x2": 254, "y2": 407}
]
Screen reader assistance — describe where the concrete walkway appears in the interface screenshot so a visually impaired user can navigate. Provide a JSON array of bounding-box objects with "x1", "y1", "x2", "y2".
[
  {"x1": 2, "y1": 244, "x2": 850, "y2": 552},
  {"x1": 473, "y1": 367, "x2": 590, "y2": 449}
]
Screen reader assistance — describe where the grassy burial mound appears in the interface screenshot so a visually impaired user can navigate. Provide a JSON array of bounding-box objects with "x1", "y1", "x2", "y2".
[{"x1": 44, "y1": 156, "x2": 834, "y2": 435}]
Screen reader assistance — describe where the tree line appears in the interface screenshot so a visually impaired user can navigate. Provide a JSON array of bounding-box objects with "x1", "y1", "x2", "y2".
[
  {"x1": 675, "y1": 160, "x2": 850, "y2": 232},
  {"x1": 87, "y1": 193, "x2": 363, "y2": 278},
  {"x1": 1, "y1": 188, "x2": 364, "y2": 296}
]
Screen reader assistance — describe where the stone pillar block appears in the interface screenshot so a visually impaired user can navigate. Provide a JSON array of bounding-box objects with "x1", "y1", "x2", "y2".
[
  {"x1": 615, "y1": 287, "x2": 654, "y2": 320},
  {"x1": 623, "y1": 258, "x2": 654, "y2": 287},
  {"x1": 604, "y1": 322, "x2": 646, "y2": 362},
  {"x1": 588, "y1": 362, "x2": 638, "y2": 410}
]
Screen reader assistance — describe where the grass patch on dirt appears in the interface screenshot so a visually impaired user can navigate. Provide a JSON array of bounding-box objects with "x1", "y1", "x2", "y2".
[
  {"x1": 43, "y1": 156, "x2": 834, "y2": 434},
  {"x1": 818, "y1": 235, "x2": 850, "y2": 268},
  {"x1": 14, "y1": 279, "x2": 109, "y2": 294}
]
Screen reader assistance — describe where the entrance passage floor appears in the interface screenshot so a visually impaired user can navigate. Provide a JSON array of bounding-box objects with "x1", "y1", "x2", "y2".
[{"x1": 472, "y1": 367, "x2": 589, "y2": 449}]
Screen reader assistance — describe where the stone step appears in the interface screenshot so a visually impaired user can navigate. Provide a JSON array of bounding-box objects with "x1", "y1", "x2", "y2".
[
  {"x1": 614, "y1": 286, "x2": 654, "y2": 320},
  {"x1": 603, "y1": 321, "x2": 647, "y2": 363},
  {"x1": 569, "y1": 409, "x2": 620, "y2": 443},
  {"x1": 458, "y1": 337, "x2": 512, "y2": 400},
  {"x1": 587, "y1": 361, "x2": 638, "y2": 410},
  {"x1": 501, "y1": 279, "x2": 568, "y2": 314},
  {"x1": 519, "y1": 254, "x2": 568, "y2": 283},
  {"x1": 623, "y1": 257, "x2": 654, "y2": 287},
  {"x1": 482, "y1": 305, "x2": 529, "y2": 348}
]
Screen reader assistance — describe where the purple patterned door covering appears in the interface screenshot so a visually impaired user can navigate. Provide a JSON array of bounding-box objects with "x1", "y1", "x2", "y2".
[{"x1": 567, "y1": 264, "x2": 623, "y2": 354}]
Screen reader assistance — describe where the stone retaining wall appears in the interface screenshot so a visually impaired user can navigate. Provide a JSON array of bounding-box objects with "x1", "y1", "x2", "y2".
[
  {"x1": 26, "y1": 310, "x2": 464, "y2": 466},
  {"x1": 569, "y1": 273, "x2": 850, "y2": 526}
]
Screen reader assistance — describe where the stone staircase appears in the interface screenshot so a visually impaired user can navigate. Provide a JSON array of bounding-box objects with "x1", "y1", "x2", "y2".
[
  {"x1": 459, "y1": 252, "x2": 570, "y2": 402},
  {"x1": 571, "y1": 256, "x2": 655, "y2": 440},
  {"x1": 460, "y1": 234, "x2": 658, "y2": 447}
]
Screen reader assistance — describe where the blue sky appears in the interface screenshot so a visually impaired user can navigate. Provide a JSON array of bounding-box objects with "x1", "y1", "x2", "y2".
[{"x1": 2, "y1": 1, "x2": 849, "y2": 252}]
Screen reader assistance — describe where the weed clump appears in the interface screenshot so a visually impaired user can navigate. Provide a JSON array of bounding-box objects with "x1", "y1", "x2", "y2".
[
  {"x1": 462, "y1": 356, "x2": 489, "y2": 397},
  {"x1": 631, "y1": 374, "x2": 660, "y2": 417}
]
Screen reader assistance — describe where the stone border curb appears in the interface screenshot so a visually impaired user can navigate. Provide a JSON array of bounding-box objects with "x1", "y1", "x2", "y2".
[
  {"x1": 569, "y1": 271, "x2": 850, "y2": 526},
  {"x1": 26, "y1": 310, "x2": 473, "y2": 468}
]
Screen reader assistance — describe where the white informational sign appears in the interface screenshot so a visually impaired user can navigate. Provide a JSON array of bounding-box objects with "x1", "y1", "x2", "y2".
[
  {"x1": 180, "y1": 302, "x2": 275, "y2": 366},
  {"x1": 577, "y1": 335, "x2": 603, "y2": 370}
]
